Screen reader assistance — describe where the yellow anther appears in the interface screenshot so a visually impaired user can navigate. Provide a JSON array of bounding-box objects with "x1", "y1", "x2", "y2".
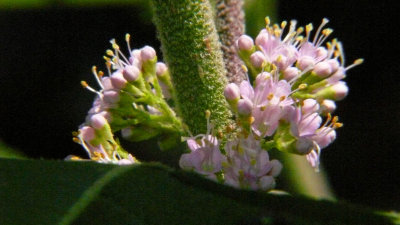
[
  {"x1": 273, "y1": 24, "x2": 279, "y2": 30},
  {"x1": 279, "y1": 96, "x2": 286, "y2": 101},
  {"x1": 103, "y1": 56, "x2": 111, "y2": 62},
  {"x1": 296, "y1": 36, "x2": 304, "y2": 42},
  {"x1": 306, "y1": 23, "x2": 313, "y2": 33},
  {"x1": 326, "y1": 113, "x2": 332, "y2": 121},
  {"x1": 334, "y1": 122, "x2": 343, "y2": 128},
  {"x1": 125, "y1": 33, "x2": 131, "y2": 43},
  {"x1": 334, "y1": 50, "x2": 340, "y2": 58},
  {"x1": 298, "y1": 83, "x2": 308, "y2": 90},
  {"x1": 112, "y1": 43, "x2": 120, "y2": 50},
  {"x1": 332, "y1": 115, "x2": 339, "y2": 124},
  {"x1": 226, "y1": 124, "x2": 234, "y2": 133},
  {"x1": 106, "y1": 49, "x2": 114, "y2": 56},
  {"x1": 205, "y1": 110, "x2": 211, "y2": 119},
  {"x1": 92, "y1": 66, "x2": 97, "y2": 73},
  {"x1": 241, "y1": 64, "x2": 248, "y2": 73},
  {"x1": 326, "y1": 42, "x2": 332, "y2": 50},
  {"x1": 81, "y1": 81, "x2": 88, "y2": 88},
  {"x1": 249, "y1": 116, "x2": 255, "y2": 124},
  {"x1": 98, "y1": 71, "x2": 104, "y2": 77},
  {"x1": 250, "y1": 159, "x2": 257, "y2": 166},
  {"x1": 267, "y1": 93, "x2": 274, "y2": 100},
  {"x1": 265, "y1": 17, "x2": 271, "y2": 26},
  {"x1": 274, "y1": 29, "x2": 281, "y2": 37},
  {"x1": 322, "y1": 18, "x2": 329, "y2": 24},
  {"x1": 354, "y1": 58, "x2": 364, "y2": 65},
  {"x1": 296, "y1": 27, "x2": 304, "y2": 34},
  {"x1": 260, "y1": 105, "x2": 266, "y2": 111},
  {"x1": 72, "y1": 137, "x2": 81, "y2": 143},
  {"x1": 105, "y1": 61, "x2": 112, "y2": 69},
  {"x1": 72, "y1": 131, "x2": 79, "y2": 137},
  {"x1": 322, "y1": 28, "x2": 333, "y2": 36},
  {"x1": 281, "y1": 21, "x2": 287, "y2": 29}
]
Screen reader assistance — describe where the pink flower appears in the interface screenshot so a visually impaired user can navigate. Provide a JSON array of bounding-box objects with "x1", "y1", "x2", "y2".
[
  {"x1": 223, "y1": 134, "x2": 282, "y2": 190},
  {"x1": 238, "y1": 72, "x2": 293, "y2": 137},
  {"x1": 179, "y1": 135, "x2": 224, "y2": 179}
]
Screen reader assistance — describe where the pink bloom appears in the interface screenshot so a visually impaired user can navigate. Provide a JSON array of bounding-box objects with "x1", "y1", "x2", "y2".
[
  {"x1": 223, "y1": 134, "x2": 282, "y2": 190},
  {"x1": 179, "y1": 135, "x2": 224, "y2": 179}
]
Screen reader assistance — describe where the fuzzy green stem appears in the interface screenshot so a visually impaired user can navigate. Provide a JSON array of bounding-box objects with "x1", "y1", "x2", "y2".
[{"x1": 152, "y1": 0, "x2": 232, "y2": 135}]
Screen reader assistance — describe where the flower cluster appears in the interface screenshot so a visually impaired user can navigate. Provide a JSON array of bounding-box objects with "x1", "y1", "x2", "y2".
[
  {"x1": 70, "y1": 34, "x2": 183, "y2": 164},
  {"x1": 179, "y1": 18, "x2": 361, "y2": 190},
  {"x1": 72, "y1": 18, "x2": 361, "y2": 191}
]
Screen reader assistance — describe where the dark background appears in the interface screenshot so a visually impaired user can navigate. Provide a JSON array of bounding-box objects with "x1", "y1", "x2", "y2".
[{"x1": 0, "y1": 0, "x2": 398, "y2": 210}]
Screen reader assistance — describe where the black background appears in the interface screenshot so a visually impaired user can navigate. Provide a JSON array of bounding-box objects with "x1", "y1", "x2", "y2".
[{"x1": 0, "y1": 0, "x2": 398, "y2": 210}]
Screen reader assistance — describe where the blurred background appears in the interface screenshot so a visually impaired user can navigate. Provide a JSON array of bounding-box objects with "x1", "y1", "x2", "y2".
[{"x1": 0, "y1": 0, "x2": 398, "y2": 211}]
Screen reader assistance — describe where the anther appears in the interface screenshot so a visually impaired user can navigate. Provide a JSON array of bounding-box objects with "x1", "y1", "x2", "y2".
[
  {"x1": 106, "y1": 49, "x2": 114, "y2": 56},
  {"x1": 267, "y1": 93, "x2": 274, "y2": 100},
  {"x1": 265, "y1": 17, "x2": 271, "y2": 26},
  {"x1": 279, "y1": 96, "x2": 286, "y2": 101},
  {"x1": 241, "y1": 65, "x2": 248, "y2": 72}
]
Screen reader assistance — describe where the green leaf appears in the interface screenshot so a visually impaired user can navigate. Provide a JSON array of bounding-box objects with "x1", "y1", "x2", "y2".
[{"x1": 0, "y1": 159, "x2": 398, "y2": 225}]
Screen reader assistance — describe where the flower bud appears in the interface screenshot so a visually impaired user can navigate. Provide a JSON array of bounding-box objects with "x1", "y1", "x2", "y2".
[
  {"x1": 313, "y1": 61, "x2": 332, "y2": 78},
  {"x1": 80, "y1": 126, "x2": 96, "y2": 141},
  {"x1": 283, "y1": 67, "x2": 299, "y2": 81},
  {"x1": 110, "y1": 71, "x2": 127, "y2": 89},
  {"x1": 101, "y1": 77, "x2": 114, "y2": 90},
  {"x1": 237, "y1": 35, "x2": 254, "y2": 51},
  {"x1": 320, "y1": 99, "x2": 336, "y2": 113},
  {"x1": 224, "y1": 83, "x2": 240, "y2": 102},
  {"x1": 297, "y1": 56, "x2": 315, "y2": 70},
  {"x1": 140, "y1": 46, "x2": 156, "y2": 61},
  {"x1": 327, "y1": 59, "x2": 340, "y2": 73},
  {"x1": 250, "y1": 51, "x2": 266, "y2": 68},
  {"x1": 156, "y1": 62, "x2": 168, "y2": 77},
  {"x1": 103, "y1": 90, "x2": 120, "y2": 104},
  {"x1": 237, "y1": 99, "x2": 253, "y2": 116},
  {"x1": 90, "y1": 114, "x2": 108, "y2": 130},
  {"x1": 316, "y1": 47, "x2": 328, "y2": 60},
  {"x1": 331, "y1": 81, "x2": 348, "y2": 100},
  {"x1": 123, "y1": 65, "x2": 140, "y2": 82}
]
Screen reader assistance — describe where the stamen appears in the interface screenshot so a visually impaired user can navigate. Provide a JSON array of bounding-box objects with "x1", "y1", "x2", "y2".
[
  {"x1": 265, "y1": 16, "x2": 271, "y2": 26},
  {"x1": 345, "y1": 58, "x2": 364, "y2": 71},
  {"x1": 92, "y1": 66, "x2": 104, "y2": 89},
  {"x1": 313, "y1": 18, "x2": 329, "y2": 45},
  {"x1": 81, "y1": 81, "x2": 101, "y2": 95},
  {"x1": 125, "y1": 33, "x2": 132, "y2": 54}
]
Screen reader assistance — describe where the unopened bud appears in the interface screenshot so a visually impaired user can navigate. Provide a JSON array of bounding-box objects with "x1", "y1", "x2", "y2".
[
  {"x1": 140, "y1": 46, "x2": 156, "y2": 61},
  {"x1": 123, "y1": 65, "x2": 140, "y2": 82},
  {"x1": 237, "y1": 99, "x2": 253, "y2": 116},
  {"x1": 110, "y1": 71, "x2": 127, "y2": 89},
  {"x1": 297, "y1": 56, "x2": 315, "y2": 70},
  {"x1": 90, "y1": 114, "x2": 108, "y2": 130},
  {"x1": 156, "y1": 62, "x2": 168, "y2": 76},
  {"x1": 237, "y1": 35, "x2": 254, "y2": 51},
  {"x1": 224, "y1": 83, "x2": 240, "y2": 101},
  {"x1": 80, "y1": 126, "x2": 96, "y2": 141},
  {"x1": 313, "y1": 61, "x2": 332, "y2": 78},
  {"x1": 283, "y1": 67, "x2": 299, "y2": 81},
  {"x1": 320, "y1": 99, "x2": 336, "y2": 113},
  {"x1": 332, "y1": 81, "x2": 348, "y2": 100},
  {"x1": 103, "y1": 90, "x2": 120, "y2": 104},
  {"x1": 250, "y1": 51, "x2": 266, "y2": 68}
]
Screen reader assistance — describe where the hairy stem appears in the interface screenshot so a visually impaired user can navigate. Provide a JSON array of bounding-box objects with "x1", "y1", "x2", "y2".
[
  {"x1": 152, "y1": 0, "x2": 232, "y2": 135},
  {"x1": 214, "y1": 0, "x2": 247, "y2": 84}
]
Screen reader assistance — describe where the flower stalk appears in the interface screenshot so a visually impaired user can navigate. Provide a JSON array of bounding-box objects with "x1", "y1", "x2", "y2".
[{"x1": 152, "y1": 0, "x2": 233, "y2": 135}]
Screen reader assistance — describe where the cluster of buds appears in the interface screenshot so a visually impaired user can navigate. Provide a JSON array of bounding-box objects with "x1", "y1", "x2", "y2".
[
  {"x1": 71, "y1": 34, "x2": 183, "y2": 164},
  {"x1": 179, "y1": 18, "x2": 361, "y2": 190}
]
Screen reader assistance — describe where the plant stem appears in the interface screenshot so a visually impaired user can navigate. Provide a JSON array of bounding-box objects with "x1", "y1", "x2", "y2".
[
  {"x1": 152, "y1": 0, "x2": 232, "y2": 135},
  {"x1": 214, "y1": 0, "x2": 247, "y2": 84}
]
